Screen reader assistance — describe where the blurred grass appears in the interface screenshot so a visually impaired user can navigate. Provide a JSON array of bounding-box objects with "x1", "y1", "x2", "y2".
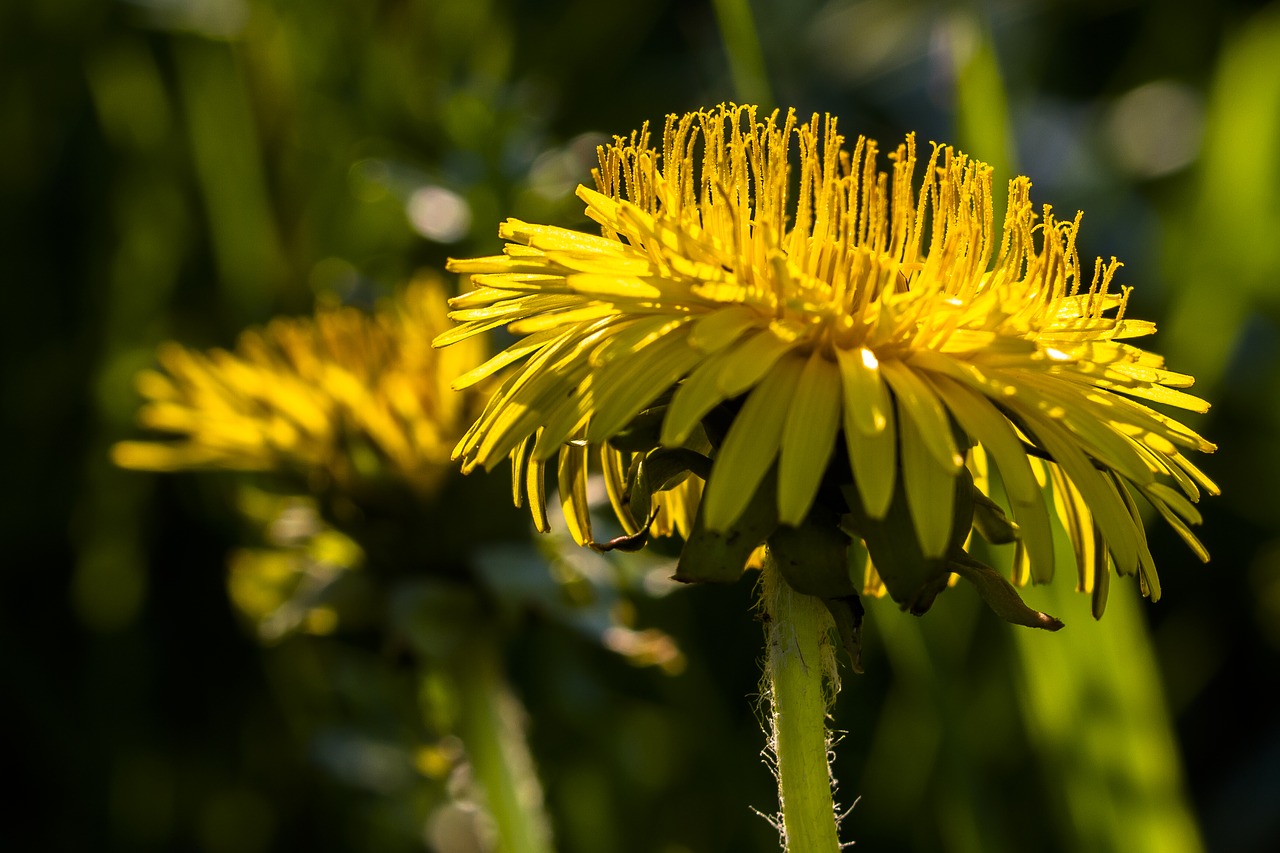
[
  {"x1": 712, "y1": 0, "x2": 775, "y2": 109},
  {"x1": 1163, "y1": 4, "x2": 1280, "y2": 393},
  {"x1": 951, "y1": 15, "x2": 1204, "y2": 853}
]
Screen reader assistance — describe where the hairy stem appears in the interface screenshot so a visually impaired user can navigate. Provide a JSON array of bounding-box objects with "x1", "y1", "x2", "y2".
[{"x1": 762, "y1": 553, "x2": 843, "y2": 852}]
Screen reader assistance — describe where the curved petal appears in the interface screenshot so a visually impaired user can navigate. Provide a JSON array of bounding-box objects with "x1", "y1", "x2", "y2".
[
  {"x1": 931, "y1": 375, "x2": 1056, "y2": 583},
  {"x1": 778, "y1": 351, "x2": 842, "y2": 525},
  {"x1": 836, "y1": 347, "x2": 897, "y2": 519},
  {"x1": 702, "y1": 354, "x2": 805, "y2": 531}
]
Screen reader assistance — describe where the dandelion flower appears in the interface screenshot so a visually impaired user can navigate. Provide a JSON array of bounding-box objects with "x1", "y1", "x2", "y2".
[
  {"x1": 114, "y1": 272, "x2": 485, "y2": 499},
  {"x1": 437, "y1": 105, "x2": 1217, "y2": 623}
]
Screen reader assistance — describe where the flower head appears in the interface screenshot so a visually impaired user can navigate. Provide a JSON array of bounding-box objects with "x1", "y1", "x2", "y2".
[
  {"x1": 437, "y1": 105, "x2": 1216, "y2": 621},
  {"x1": 115, "y1": 274, "x2": 684, "y2": 666},
  {"x1": 114, "y1": 272, "x2": 485, "y2": 499}
]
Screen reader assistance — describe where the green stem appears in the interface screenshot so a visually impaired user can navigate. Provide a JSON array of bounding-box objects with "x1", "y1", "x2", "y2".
[
  {"x1": 710, "y1": 0, "x2": 774, "y2": 108},
  {"x1": 454, "y1": 637, "x2": 554, "y2": 853},
  {"x1": 761, "y1": 554, "x2": 843, "y2": 853}
]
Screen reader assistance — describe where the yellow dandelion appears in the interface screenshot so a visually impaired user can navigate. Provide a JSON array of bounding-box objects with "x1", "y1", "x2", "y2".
[
  {"x1": 114, "y1": 271, "x2": 485, "y2": 499},
  {"x1": 436, "y1": 105, "x2": 1216, "y2": 623}
]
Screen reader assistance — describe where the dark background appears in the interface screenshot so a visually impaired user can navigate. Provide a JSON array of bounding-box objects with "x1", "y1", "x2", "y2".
[{"x1": 4, "y1": 0, "x2": 1280, "y2": 850}]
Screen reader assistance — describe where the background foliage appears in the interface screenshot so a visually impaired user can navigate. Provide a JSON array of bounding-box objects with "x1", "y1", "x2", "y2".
[{"x1": 4, "y1": 0, "x2": 1280, "y2": 851}]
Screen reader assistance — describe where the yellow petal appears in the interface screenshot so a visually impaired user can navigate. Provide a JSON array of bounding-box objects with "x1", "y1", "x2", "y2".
[
  {"x1": 527, "y1": 451, "x2": 550, "y2": 534},
  {"x1": 1047, "y1": 462, "x2": 1102, "y2": 595},
  {"x1": 451, "y1": 328, "x2": 561, "y2": 390},
  {"x1": 931, "y1": 375, "x2": 1055, "y2": 583},
  {"x1": 1025, "y1": 412, "x2": 1140, "y2": 576},
  {"x1": 880, "y1": 359, "x2": 963, "y2": 472},
  {"x1": 557, "y1": 439, "x2": 591, "y2": 546},
  {"x1": 661, "y1": 326, "x2": 792, "y2": 446},
  {"x1": 714, "y1": 327, "x2": 803, "y2": 395},
  {"x1": 1170, "y1": 451, "x2": 1220, "y2": 497},
  {"x1": 1016, "y1": 372, "x2": 1157, "y2": 485},
  {"x1": 702, "y1": 355, "x2": 805, "y2": 531},
  {"x1": 474, "y1": 320, "x2": 615, "y2": 465},
  {"x1": 688, "y1": 305, "x2": 763, "y2": 352},
  {"x1": 507, "y1": 304, "x2": 618, "y2": 335},
  {"x1": 834, "y1": 347, "x2": 892, "y2": 436},
  {"x1": 510, "y1": 433, "x2": 534, "y2": 509},
  {"x1": 447, "y1": 292, "x2": 582, "y2": 324},
  {"x1": 777, "y1": 351, "x2": 842, "y2": 525},
  {"x1": 487, "y1": 360, "x2": 591, "y2": 464},
  {"x1": 1113, "y1": 474, "x2": 1159, "y2": 605},
  {"x1": 836, "y1": 347, "x2": 897, "y2": 518},
  {"x1": 589, "y1": 316, "x2": 690, "y2": 366},
  {"x1": 585, "y1": 327, "x2": 703, "y2": 442},
  {"x1": 600, "y1": 444, "x2": 639, "y2": 535},
  {"x1": 499, "y1": 217, "x2": 630, "y2": 254},
  {"x1": 1146, "y1": 481, "x2": 1203, "y2": 526},
  {"x1": 1145, "y1": 488, "x2": 1209, "y2": 563},
  {"x1": 898, "y1": 396, "x2": 957, "y2": 559}
]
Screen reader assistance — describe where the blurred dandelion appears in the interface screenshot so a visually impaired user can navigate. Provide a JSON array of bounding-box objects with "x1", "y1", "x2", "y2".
[
  {"x1": 436, "y1": 104, "x2": 1218, "y2": 851},
  {"x1": 116, "y1": 274, "x2": 489, "y2": 652},
  {"x1": 113, "y1": 272, "x2": 484, "y2": 499},
  {"x1": 114, "y1": 271, "x2": 680, "y2": 853}
]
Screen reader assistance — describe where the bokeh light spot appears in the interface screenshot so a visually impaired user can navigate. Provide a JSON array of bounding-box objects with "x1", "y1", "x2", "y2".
[{"x1": 407, "y1": 185, "x2": 472, "y2": 243}]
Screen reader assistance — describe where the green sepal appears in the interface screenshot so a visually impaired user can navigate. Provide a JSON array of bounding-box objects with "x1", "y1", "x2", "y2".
[
  {"x1": 765, "y1": 506, "x2": 866, "y2": 671},
  {"x1": 949, "y1": 551, "x2": 1064, "y2": 630},
  {"x1": 675, "y1": 467, "x2": 778, "y2": 585},
  {"x1": 842, "y1": 466, "x2": 975, "y2": 615},
  {"x1": 590, "y1": 518, "x2": 655, "y2": 553},
  {"x1": 971, "y1": 487, "x2": 1018, "y2": 544},
  {"x1": 767, "y1": 505, "x2": 858, "y2": 599},
  {"x1": 629, "y1": 448, "x2": 712, "y2": 524},
  {"x1": 607, "y1": 399, "x2": 671, "y2": 452},
  {"x1": 822, "y1": 595, "x2": 866, "y2": 674},
  {"x1": 592, "y1": 447, "x2": 711, "y2": 553}
]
